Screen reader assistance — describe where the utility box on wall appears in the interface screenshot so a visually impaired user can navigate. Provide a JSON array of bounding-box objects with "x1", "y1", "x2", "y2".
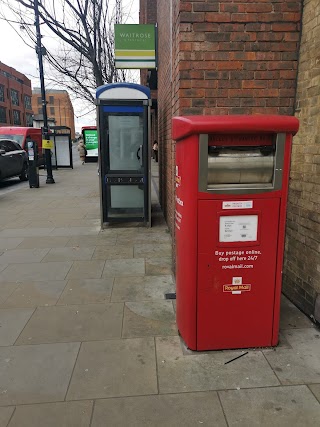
[{"x1": 172, "y1": 115, "x2": 299, "y2": 351}]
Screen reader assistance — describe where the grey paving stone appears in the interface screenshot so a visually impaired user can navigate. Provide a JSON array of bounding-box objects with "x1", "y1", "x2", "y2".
[
  {"x1": 122, "y1": 301, "x2": 177, "y2": 338},
  {"x1": 91, "y1": 392, "x2": 227, "y2": 427},
  {"x1": 283, "y1": 327, "x2": 320, "y2": 352},
  {"x1": 57, "y1": 278, "x2": 114, "y2": 305},
  {"x1": 3, "y1": 281, "x2": 67, "y2": 308},
  {"x1": 111, "y1": 275, "x2": 175, "y2": 302},
  {"x1": 264, "y1": 329, "x2": 320, "y2": 385},
  {"x1": 92, "y1": 245, "x2": 133, "y2": 260},
  {"x1": 280, "y1": 295, "x2": 314, "y2": 329},
  {"x1": 0, "y1": 282, "x2": 19, "y2": 305},
  {"x1": 9, "y1": 400, "x2": 93, "y2": 427},
  {"x1": 0, "y1": 237, "x2": 23, "y2": 250},
  {"x1": 66, "y1": 235, "x2": 117, "y2": 247},
  {"x1": 219, "y1": 385, "x2": 320, "y2": 427},
  {"x1": 42, "y1": 247, "x2": 95, "y2": 262},
  {"x1": 66, "y1": 260, "x2": 105, "y2": 280},
  {"x1": 0, "y1": 228, "x2": 54, "y2": 237},
  {"x1": 16, "y1": 303, "x2": 123, "y2": 344},
  {"x1": 0, "y1": 262, "x2": 72, "y2": 282},
  {"x1": 50, "y1": 227, "x2": 100, "y2": 236},
  {"x1": 145, "y1": 257, "x2": 172, "y2": 275},
  {"x1": 0, "y1": 406, "x2": 14, "y2": 427},
  {"x1": 117, "y1": 233, "x2": 171, "y2": 245},
  {"x1": 102, "y1": 258, "x2": 145, "y2": 277},
  {"x1": 0, "y1": 264, "x2": 8, "y2": 274},
  {"x1": 0, "y1": 342, "x2": 80, "y2": 405},
  {"x1": 309, "y1": 384, "x2": 320, "y2": 402},
  {"x1": 0, "y1": 308, "x2": 34, "y2": 345},
  {"x1": 134, "y1": 243, "x2": 172, "y2": 258},
  {"x1": 67, "y1": 338, "x2": 157, "y2": 400},
  {"x1": 0, "y1": 248, "x2": 50, "y2": 264},
  {"x1": 17, "y1": 236, "x2": 70, "y2": 249},
  {"x1": 156, "y1": 336, "x2": 279, "y2": 394}
]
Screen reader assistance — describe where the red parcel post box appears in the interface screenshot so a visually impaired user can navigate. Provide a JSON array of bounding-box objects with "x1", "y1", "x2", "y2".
[{"x1": 172, "y1": 115, "x2": 299, "y2": 351}]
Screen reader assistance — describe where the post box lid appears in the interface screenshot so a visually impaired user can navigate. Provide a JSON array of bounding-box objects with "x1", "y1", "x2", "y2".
[{"x1": 172, "y1": 115, "x2": 299, "y2": 141}]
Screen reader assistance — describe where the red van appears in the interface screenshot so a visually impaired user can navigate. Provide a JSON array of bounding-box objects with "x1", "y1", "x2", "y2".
[{"x1": 0, "y1": 127, "x2": 44, "y2": 166}]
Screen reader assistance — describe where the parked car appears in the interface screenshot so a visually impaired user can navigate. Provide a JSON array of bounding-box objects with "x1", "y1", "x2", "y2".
[{"x1": 0, "y1": 139, "x2": 28, "y2": 182}]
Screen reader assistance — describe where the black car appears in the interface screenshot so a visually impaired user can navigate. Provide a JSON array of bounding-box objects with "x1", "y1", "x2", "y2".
[{"x1": 0, "y1": 139, "x2": 28, "y2": 181}]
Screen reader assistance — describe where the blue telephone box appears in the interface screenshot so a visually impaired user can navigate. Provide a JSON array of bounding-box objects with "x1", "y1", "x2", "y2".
[{"x1": 96, "y1": 83, "x2": 152, "y2": 227}]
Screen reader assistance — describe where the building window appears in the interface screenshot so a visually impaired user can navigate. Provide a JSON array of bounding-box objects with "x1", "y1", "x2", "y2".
[
  {"x1": 13, "y1": 110, "x2": 21, "y2": 125},
  {"x1": 38, "y1": 108, "x2": 42, "y2": 114},
  {"x1": 10, "y1": 89, "x2": 19, "y2": 106},
  {"x1": 37, "y1": 97, "x2": 42, "y2": 105},
  {"x1": 50, "y1": 106, "x2": 55, "y2": 115},
  {"x1": 26, "y1": 113, "x2": 33, "y2": 127},
  {"x1": 24, "y1": 95, "x2": 32, "y2": 110},
  {"x1": 0, "y1": 106, "x2": 6, "y2": 123},
  {"x1": 0, "y1": 85, "x2": 4, "y2": 102},
  {"x1": 49, "y1": 95, "x2": 54, "y2": 104}
]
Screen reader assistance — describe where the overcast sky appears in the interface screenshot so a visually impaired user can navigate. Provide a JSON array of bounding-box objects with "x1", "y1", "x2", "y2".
[{"x1": 0, "y1": 0, "x2": 139, "y2": 132}]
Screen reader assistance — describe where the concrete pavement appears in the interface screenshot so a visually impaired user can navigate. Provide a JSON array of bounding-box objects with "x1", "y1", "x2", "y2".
[{"x1": 0, "y1": 151, "x2": 319, "y2": 426}]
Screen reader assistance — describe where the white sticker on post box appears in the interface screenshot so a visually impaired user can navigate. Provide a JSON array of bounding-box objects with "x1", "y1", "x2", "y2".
[
  {"x1": 219, "y1": 215, "x2": 258, "y2": 242},
  {"x1": 222, "y1": 201, "x2": 253, "y2": 210}
]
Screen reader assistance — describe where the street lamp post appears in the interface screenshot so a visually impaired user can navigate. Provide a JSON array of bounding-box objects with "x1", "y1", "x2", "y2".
[{"x1": 34, "y1": 0, "x2": 55, "y2": 184}]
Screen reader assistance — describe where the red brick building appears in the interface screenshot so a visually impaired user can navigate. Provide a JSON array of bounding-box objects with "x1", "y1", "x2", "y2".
[
  {"x1": 152, "y1": 0, "x2": 301, "y2": 235},
  {"x1": 139, "y1": 1, "x2": 320, "y2": 324},
  {"x1": 0, "y1": 62, "x2": 33, "y2": 127}
]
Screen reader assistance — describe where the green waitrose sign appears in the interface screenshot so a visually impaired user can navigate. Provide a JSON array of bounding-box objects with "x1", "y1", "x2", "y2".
[
  {"x1": 83, "y1": 129, "x2": 98, "y2": 157},
  {"x1": 114, "y1": 24, "x2": 156, "y2": 69}
]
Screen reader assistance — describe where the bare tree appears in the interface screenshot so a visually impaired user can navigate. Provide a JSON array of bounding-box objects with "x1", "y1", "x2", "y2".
[{"x1": 1, "y1": 0, "x2": 129, "y2": 103}]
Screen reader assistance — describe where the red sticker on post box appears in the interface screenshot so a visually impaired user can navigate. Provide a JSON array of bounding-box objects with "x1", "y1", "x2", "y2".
[{"x1": 223, "y1": 277, "x2": 251, "y2": 294}]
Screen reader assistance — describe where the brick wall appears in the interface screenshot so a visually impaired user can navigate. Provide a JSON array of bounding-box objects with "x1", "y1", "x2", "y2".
[
  {"x1": 283, "y1": 0, "x2": 320, "y2": 321},
  {"x1": 156, "y1": 0, "x2": 302, "y2": 237},
  {"x1": 0, "y1": 62, "x2": 33, "y2": 127}
]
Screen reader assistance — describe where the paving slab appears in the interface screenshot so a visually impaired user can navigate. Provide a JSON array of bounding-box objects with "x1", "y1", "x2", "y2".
[
  {"x1": 66, "y1": 235, "x2": 117, "y2": 247},
  {"x1": 67, "y1": 338, "x2": 157, "y2": 400},
  {"x1": 91, "y1": 392, "x2": 227, "y2": 427},
  {"x1": 66, "y1": 260, "x2": 105, "y2": 280},
  {"x1": 0, "y1": 248, "x2": 50, "y2": 264},
  {"x1": 283, "y1": 327, "x2": 320, "y2": 351},
  {"x1": 116, "y1": 233, "x2": 171, "y2": 245},
  {"x1": 57, "y1": 278, "x2": 114, "y2": 305},
  {"x1": 0, "y1": 282, "x2": 19, "y2": 305},
  {"x1": 0, "y1": 264, "x2": 8, "y2": 274},
  {"x1": 0, "y1": 228, "x2": 54, "y2": 238},
  {"x1": 156, "y1": 336, "x2": 279, "y2": 394},
  {"x1": 122, "y1": 301, "x2": 177, "y2": 338},
  {"x1": 134, "y1": 243, "x2": 172, "y2": 258},
  {"x1": 92, "y1": 245, "x2": 133, "y2": 260},
  {"x1": 263, "y1": 348, "x2": 320, "y2": 385},
  {"x1": 145, "y1": 257, "x2": 172, "y2": 275},
  {"x1": 17, "y1": 236, "x2": 69, "y2": 249},
  {"x1": 0, "y1": 407, "x2": 14, "y2": 427},
  {"x1": 16, "y1": 303, "x2": 123, "y2": 344},
  {"x1": 0, "y1": 308, "x2": 34, "y2": 345},
  {"x1": 309, "y1": 384, "x2": 320, "y2": 402},
  {"x1": 9, "y1": 401, "x2": 93, "y2": 427},
  {"x1": 219, "y1": 385, "x2": 320, "y2": 427},
  {"x1": 0, "y1": 342, "x2": 80, "y2": 405},
  {"x1": 111, "y1": 275, "x2": 175, "y2": 302},
  {"x1": 3, "y1": 281, "x2": 67, "y2": 308},
  {"x1": 0, "y1": 262, "x2": 72, "y2": 282},
  {"x1": 42, "y1": 247, "x2": 95, "y2": 262},
  {"x1": 0, "y1": 237, "x2": 24, "y2": 250},
  {"x1": 50, "y1": 227, "x2": 100, "y2": 236},
  {"x1": 280, "y1": 295, "x2": 314, "y2": 329},
  {"x1": 102, "y1": 258, "x2": 145, "y2": 277}
]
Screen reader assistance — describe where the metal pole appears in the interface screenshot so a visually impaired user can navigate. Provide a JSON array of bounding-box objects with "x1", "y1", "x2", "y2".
[{"x1": 34, "y1": 0, "x2": 55, "y2": 184}]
